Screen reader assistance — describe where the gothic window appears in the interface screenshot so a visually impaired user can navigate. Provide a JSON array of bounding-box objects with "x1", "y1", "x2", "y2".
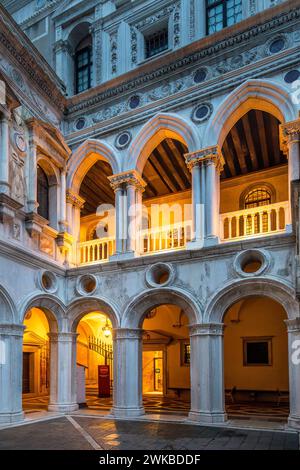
[
  {"x1": 75, "y1": 36, "x2": 93, "y2": 94},
  {"x1": 206, "y1": 0, "x2": 242, "y2": 35},
  {"x1": 145, "y1": 28, "x2": 168, "y2": 59},
  {"x1": 37, "y1": 165, "x2": 49, "y2": 221}
]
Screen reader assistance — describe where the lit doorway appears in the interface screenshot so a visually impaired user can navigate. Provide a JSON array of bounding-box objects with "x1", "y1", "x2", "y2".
[{"x1": 143, "y1": 350, "x2": 164, "y2": 395}]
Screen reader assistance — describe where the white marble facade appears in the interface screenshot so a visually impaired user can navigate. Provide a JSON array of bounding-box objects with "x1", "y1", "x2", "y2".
[{"x1": 0, "y1": 0, "x2": 300, "y2": 429}]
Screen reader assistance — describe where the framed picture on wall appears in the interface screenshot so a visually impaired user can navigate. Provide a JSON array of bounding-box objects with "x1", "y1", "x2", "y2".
[
  {"x1": 180, "y1": 340, "x2": 190, "y2": 366},
  {"x1": 243, "y1": 336, "x2": 273, "y2": 366}
]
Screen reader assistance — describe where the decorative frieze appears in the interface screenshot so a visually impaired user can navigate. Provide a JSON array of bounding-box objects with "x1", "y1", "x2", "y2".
[
  {"x1": 108, "y1": 170, "x2": 147, "y2": 192},
  {"x1": 185, "y1": 146, "x2": 225, "y2": 173}
]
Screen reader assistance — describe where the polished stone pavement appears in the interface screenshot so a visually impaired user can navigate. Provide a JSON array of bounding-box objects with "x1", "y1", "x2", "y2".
[{"x1": 0, "y1": 416, "x2": 298, "y2": 450}]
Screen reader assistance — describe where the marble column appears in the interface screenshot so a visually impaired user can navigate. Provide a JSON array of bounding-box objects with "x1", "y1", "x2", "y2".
[
  {"x1": 185, "y1": 146, "x2": 224, "y2": 248},
  {"x1": 0, "y1": 324, "x2": 25, "y2": 424},
  {"x1": 59, "y1": 170, "x2": 67, "y2": 232},
  {"x1": 108, "y1": 171, "x2": 146, "y2": 259},
  {"x1": 188, "y1": 323, "x2": 227, "y2": 424},
  {"x1": 65, "y1": 190, "x2": 85, "y2": 263},
  {"x1": 26, "y1": 130, "x2": 38, "y2": 213},
  {"x1": 112, "y1": 328, "x2": 145, "y2": 418},
  {"x1": 286, "y1": 318, "x2": 300, "y2": 430},
  {"x1": 0, "y1": 110, "x2": 10, "y2": 195},
  {"x1": 48, "y1": 333, "x2": 79, "y2": 413}
]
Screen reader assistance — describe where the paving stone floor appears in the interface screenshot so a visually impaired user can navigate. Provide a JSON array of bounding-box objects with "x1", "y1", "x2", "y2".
[{"x1": 0, "y1": 416, "x2": 298, "y2": 450}]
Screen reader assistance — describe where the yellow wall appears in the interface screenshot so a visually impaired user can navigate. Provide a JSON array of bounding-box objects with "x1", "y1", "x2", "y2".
[
  {"x1": 220, "y1": 166, "x2": 288, "y2": 213},
  {"x1": 224, "y1": 297, "x2": 288, "y2": 391}
]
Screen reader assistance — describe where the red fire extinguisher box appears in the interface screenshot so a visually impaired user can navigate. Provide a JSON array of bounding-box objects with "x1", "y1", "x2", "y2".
[{"x1": 98, "y1": 365, "x2": 110, "y2": 397}]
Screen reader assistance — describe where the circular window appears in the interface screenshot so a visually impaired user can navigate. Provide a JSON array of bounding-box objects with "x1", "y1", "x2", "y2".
[
  {"x1": 76, "y1": 274, "x2": 97, "y2": 296},
  {"x1": 129, "y1": 95, "x2": 140, "y2": 109},
  {"x1": 194, "y1": 68, "x2": 207, "y2": 84},
  {"x1": 284, "y1": 70, "x2": 300, "y2": 84},
  {"x1": 115, "y1": 131, "x2": 132, "y2": 149},
  {"x1": 192, "y1": 103, "x2": 212, "y2": 123},
  {"x1": 269, "y1": 38, "x2": 285, "y2": 54},
  {"x1": 38, "y1": 271, "x2": 58, "y2": 293},
  {"x1": 233, "y1": 250, "x2": 270, "y2": 278},
  {"x1": 75, "y1": 118, "x2": 86, "y2": 130},
  {"x1": 145, "y1": 263, "x2": 175, "y2": 288}
]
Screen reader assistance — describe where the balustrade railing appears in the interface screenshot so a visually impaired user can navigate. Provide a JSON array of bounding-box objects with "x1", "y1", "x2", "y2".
[
  {"x1": 141, "y1": 220, "x2": 192, "y2": 254},
  {"x1": 78, "y1": 237, "x2": 115, "y2": 265},
  {"x1": 220, "y1": 201, "x2": 290, "y2": 241}
]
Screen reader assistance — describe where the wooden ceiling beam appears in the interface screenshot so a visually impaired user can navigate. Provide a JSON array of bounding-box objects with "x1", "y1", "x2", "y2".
[
  {"x1": 162, "y1": 140, "x2": 191, "y2": 189},
  {"x1": 255, "y1": 110, "x2": 269, "y2": 169},
  {"x1": 241, "y1": 113, "x2": 258, "y2": 171},
  {"x1": 230, "y1": 126, "x2": 248, "y2": 174},
  {"x1": 149, "y1": 152, "x2": 179, "y2": 193},
  {"x1": 222, "y1": 138, "x2": 237, "y2": 177},
  {"x1": 157, "y1": 142, "x2": 187, "y2": 191}
]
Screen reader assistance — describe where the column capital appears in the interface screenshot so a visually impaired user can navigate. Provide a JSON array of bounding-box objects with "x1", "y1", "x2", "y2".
[
  {"x1": 280, "y1": 119, "x2": 300, "y2": 150},
  {"x1": 285, "y1": 318, "x2": 300, "y2": 333},
  {"x1": 66, "y1": 189, "x2": 85, "y2": 209},
  {"x1": 184, "y1": 145, "x2": 225, "y2": 172},
  {"x1": 113, "y1": 328, "x2": 143, "y2": 340},
  {"x1": 0, "y1": 324, "x2": 26, "y2": 337},
  {"x1": 48, "y1": 332, "x2": 78, "y2": 343},
  {"x1": 189, "y1": 323, "x2": 224, "y2": 337},
  {"x1": 54, "y1": 39, "x2": 73, "y2": 55},
  {"x1": 108, "y1": 170, "x2": 147, "y2": 192}
]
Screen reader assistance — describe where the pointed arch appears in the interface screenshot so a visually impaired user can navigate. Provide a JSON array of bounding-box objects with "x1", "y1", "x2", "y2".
[
  {"x1": 121, "y1": 287, "x2": 202, "y2": 328},
  {"x1": 126, "y1": 112, "x2": 201, "y2": 173},
  {"x1": 203, "y1": 79, "x2": 297, "y2": 148},
  {"x1": 67, "y1": 139, "x2": 121, "y2": 194}
]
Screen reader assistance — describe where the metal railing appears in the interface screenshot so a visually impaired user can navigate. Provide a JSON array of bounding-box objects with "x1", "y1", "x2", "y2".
[{"x1": 220, "y1": 201, "x2": 290, "y2": 241}]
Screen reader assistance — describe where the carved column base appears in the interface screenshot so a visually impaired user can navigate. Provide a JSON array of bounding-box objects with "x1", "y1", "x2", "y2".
[
  {"x1": 112, "y1": 406, "x2": 145, "y2": 419},
  {"x1": 188, "y1": 410, "x2": 227, "y2": 424},
  {"x1": 48, "y1": 403, "x2": 79, "y2": 413},
  {"x1": 0, "y1": 411, "x2": 24, "y2": 425}
]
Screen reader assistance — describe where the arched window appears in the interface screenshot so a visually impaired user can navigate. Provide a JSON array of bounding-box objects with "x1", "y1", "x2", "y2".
[
  {"x1": 244, "y1": 187, "x2": 272, "y2": 209},
  {"x1": 75, "y1": 35, "x2": 93, "y2": 94},
  {"x1": 37, "y1": 165, "x2": 49, "y2": 220}
]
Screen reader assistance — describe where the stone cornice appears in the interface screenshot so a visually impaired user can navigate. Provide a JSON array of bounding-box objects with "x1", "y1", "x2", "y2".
[
  {"x1": 108, "y1": 170, "x2": 147, "y2": 192},
  {"x1": 0, "y1": 323, "x2": 26, "y2": 336},
  {"x1": 185, "y1": 146, "x2": 225, "y2": 172},
  {"x1": 66, "y1": 1, "x2": 300, "y2": 116},
  {"x1": 0, "y1": 4, "x2": 66, "y2": 113}
]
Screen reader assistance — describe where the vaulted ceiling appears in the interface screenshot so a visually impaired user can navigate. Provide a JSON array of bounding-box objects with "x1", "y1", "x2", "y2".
[{"x1": 221, "y1": 110, "x2": 287, "y2": 179}]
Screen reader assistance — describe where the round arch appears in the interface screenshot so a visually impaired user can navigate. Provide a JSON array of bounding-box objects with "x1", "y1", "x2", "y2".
[
  {"x1": 126, "y1": 112, "x2": 201, "y2": 173},
  {"x1": 0, "y1": 285, "x2": 17, "y2": 324},
  {"x1": 67, "y1": 297, "x2": 121, "y2": 332},
  {"x1": 67, "y1": 139, "x2": 121, "y2": 195},
  {"x1": 204, "y1": 278, "x2": 299, "y2": 324},
  {"x1": 122, "y1": 287, "x2": 202, "y2": 329},
  {"x1": 64, "y1": 19, "x2": 93, "y2": 46},
  {"x1": 203, "y1": 79, "x2": 297, "y2": 148},
  {"x1": 19, "y1": 294, "x2": 66, "y2": 333},
  {"x1": 37, "y1": 155, "x2": 60, "y2": 186}
]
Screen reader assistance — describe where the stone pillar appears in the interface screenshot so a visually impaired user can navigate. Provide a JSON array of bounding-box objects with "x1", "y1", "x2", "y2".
[
  {"x1": 0, "y1": 110, "x2": 10, "y2": 195},
  {"x1": 108, "y1": 171, "x2": 146, "y2": 259},
  {"x1": 0, "y1": 324, "x2": 25, "y2": 424},
  {"x1": 66, "y1": 190, "x2": 85, "y2": 263},
  {"x1": 26, "y1": 122, "x2": 38, "y2": 213},
  {"x1": 185, "y1": 146, "x2": 224, "y2": 248},
  {"x1": 59, "y1": 170, "x2": 67, "y2": 232},
  {"x1": 286, "y1": 318, "x2": 300, "y2": 430},
  {"x1": 54, "y1": 40, "x2": 74, "y2": 96},
  {"x1": 112, "y1": 328, "x2": 144, "y2": 418},
  {"x1": 188, "y1": 323, "x2": 227, "y2": 424},
  {"x1": 48, "y1": 333, "x2": 79, "y2": 413}
]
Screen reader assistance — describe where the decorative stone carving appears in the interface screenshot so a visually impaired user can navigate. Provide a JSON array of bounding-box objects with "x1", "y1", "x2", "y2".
[
  {"x1": 185, "y1": 146, "x2": 225, "y2": 173},
  {"x1": 110, "y1": 31, "x2": 118, "y2": 76},
  {"x1": 173, "y1": 2, "x2": 181, "y2": 48},
  {"x1": 189, "y1": 323, "x2": 224, "y2": 336},
  {"x1": 280, "y1": 119, "x2": 300, "y2": 151},
  {"x1": 113, "y1": 328, "x2": 143, "y2": 341},
  {"x1": 66, "y1": 190, "x2": 85, "y2": 209},
  {"x1": 285, "y1": 318, "x2": 300, "y2": 333},
  {"x1": 108, "y1": 170, "x2": 146, "y2": 192},
  {"x1": 9, "y1": 153, "x2": 26, "y2": 206}
]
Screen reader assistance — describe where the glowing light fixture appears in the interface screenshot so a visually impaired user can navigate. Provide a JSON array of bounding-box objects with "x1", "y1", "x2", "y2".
[{"x1": 102, "y1": 319, "x2": 112, "y2": 338}]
